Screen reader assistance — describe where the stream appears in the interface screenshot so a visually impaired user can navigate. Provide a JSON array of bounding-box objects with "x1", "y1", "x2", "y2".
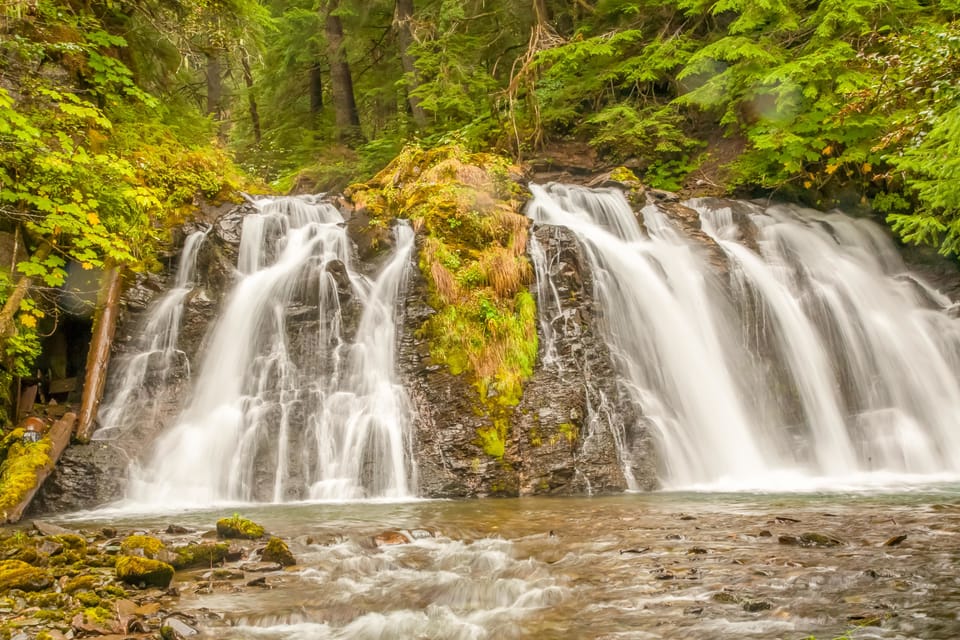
[{"x1": 61, "y1": 488, "x2": 960, "y2": 639}]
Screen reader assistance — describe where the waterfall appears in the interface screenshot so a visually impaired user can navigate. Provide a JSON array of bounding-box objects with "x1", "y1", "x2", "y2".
[
  {"x1": 94, "y1": 229, "x2": 208, "y2": 441},
  {"x1": 129, "y1": 195, "x2": 416, "y2": 505},
  {"x1": 526, "y1": 184, "x2": 960, "y2": 490}
]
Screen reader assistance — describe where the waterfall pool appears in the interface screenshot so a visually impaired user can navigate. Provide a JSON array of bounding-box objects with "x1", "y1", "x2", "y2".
[{"x1": 59, "y1": 487, "x2": 960, "y2": 639}]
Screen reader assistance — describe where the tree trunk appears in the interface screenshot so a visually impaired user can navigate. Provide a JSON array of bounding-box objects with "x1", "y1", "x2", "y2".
[
  {"x1": 241, "y1": 53, "x2": 262, "y2": 144},
  {"x1": 75, "y1": 266, "x2": 123, "y2": 443},
  {"x1": 324, "y1": 0, "x2": 363, "y2": 144},
  {"x1": 0, "y1": 241, "x2": 51, "y2": 342},
  {"x1": 394, "y1": 0, "x2": 428, "y2": 128},
  {"x1": 310, "y1": 60, "x2": 324, "y2": 122},
  {"x1": 4, "y1": 412, "x2": 75, "y2": 524},
  {"x1": 206, "y1": 51, "x2": 223, "y2": 120}
]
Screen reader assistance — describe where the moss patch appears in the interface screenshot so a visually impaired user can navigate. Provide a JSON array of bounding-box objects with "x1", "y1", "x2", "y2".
[
  {"x1": 115, "y1": 556, "x2": 174, "y2": 588},
  {"x1": 348, "y1": 144, "x2": 538, "y2": 459},
  {"x1": 0, "y1": 559, "x2": 53, "y2": 592},
  {"x1": 0, "y1": 433, "x2": 52, "y2": 516},
  {"x1": 216, "y1": 515, "x2": 265, "y2": 540},
  {"x1": 261, "y1": 537, "x2": 295, "y2": 567},
  {"x1": 172, "y1": 542, "x2": 229, "y2": 569},
  {"x1": 120, "y1": 534, "x2": 165, "y2": 558}
]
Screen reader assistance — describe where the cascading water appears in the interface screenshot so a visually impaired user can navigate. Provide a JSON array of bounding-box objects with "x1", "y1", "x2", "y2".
[
  {"x1": 129, "y1": 195, "x2": 416, "y2": 505},
  {"x1": 94, "y1": 229, "x2": 208, "y2": 441},
  {"x1": 526, "y1": 184, "x2": 960, "y2": 490}
]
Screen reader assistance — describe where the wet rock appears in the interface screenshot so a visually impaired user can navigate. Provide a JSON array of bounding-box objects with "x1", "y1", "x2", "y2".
[
  {"x1": 240, "y1": 562, "x2": 282, "y2": 573},
  {"x1": 883, "y1": 534, "x2": 908, "y2": 547},
  {"x1": 619, "y1": 547, "x2": 650, "y2": 555},
  {"x1": 652, "y1": 568, "x2": 675, "y2": 580},
  {"x1": 261, "y1": 537, "x2": 295, "y2": 566},
  {"x1": 800, "y1": 532, "x2": 843, "y2": 547},
  {"x1": 374, "y1": 531, "x2": 412, "y2": 546},
  {"x1": 37, "y1": 540, "x2": 64, "y2": 556},
  {"x1": 683, "y1": 606, "x2": 704, "y2": 615},
  {"x1": 712, "y1": 590, "x2": 741, "y2": 604},
  {"x1": 742, "y1": 599, "x2": 773, "y2": 612},
  {"x1": 246, "y1": 576, "x2": 269, "y2": 588},
  {"x1": 757, "y1": 530, "x2": 772, "y2": 537},
  {"x1": 166, "y1": 525, "x2": 190, "y2": 535},
  {"x1": 115, "y1": 556, "x2": 175, "y2": 588},
  {"x1": 160, "y1": 615, "x2": 199, "y2": 639},
  {"x1": 32, "y1": 521, "x2": 73, "y2": 536},
  {"x1": 774, "y1": 516, "x2": 801, "y2": 524},
  {"x1": 687, "y1": 547, "x2": 708, "y2": 555}
]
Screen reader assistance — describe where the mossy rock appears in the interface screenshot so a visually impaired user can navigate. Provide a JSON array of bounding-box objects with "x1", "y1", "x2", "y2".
[
  {"x1": 216, "y1": 515, "x2": 265, "y2": 540},
  {"x1": 261, "y1": 537, "x2": 295, "y2": 567},
  {"x1": 120, "y1": 534, "x2": 165, "y2": 558},
  {"x1": 0, "y1": 559, "x2": 53, "y2": 592},
  {"x1": 115, "y1": 556, "x2": 175, "y2": 588},
  {"x1": 171, "y1": 542, "x2": 229, "y2": 569},
  {"x1": 63, "y1": 574, "x2": 102, "y2": 593}
]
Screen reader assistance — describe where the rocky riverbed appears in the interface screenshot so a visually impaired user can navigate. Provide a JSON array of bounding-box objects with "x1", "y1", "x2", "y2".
[{"x1": 4, "y1": 489, "x2": 959, "y2": 639}]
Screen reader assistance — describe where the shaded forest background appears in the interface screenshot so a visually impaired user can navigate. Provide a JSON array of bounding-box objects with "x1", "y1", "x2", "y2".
[{"x1": 1, "y1": 0, "x2": 959, "y2": 424}]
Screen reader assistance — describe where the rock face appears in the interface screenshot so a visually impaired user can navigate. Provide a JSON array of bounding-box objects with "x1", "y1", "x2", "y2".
[{"x1": 400, "y1": 225, "x2": 653, "y2": 497}]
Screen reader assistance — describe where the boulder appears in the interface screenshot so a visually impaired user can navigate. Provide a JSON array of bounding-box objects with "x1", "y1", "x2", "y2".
[{"x1": 115, "y1": 556, "x2": 175, "y2": 588}]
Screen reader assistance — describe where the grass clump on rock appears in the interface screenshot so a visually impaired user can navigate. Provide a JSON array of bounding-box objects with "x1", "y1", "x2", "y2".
[{"x1": 216, "y1": 514, "x2": 265, "y2": 540}]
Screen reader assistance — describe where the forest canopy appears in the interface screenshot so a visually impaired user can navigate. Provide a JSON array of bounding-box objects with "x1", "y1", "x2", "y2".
[{"x1": 1, "y1": 0, "x2": 959, "y2": 422}]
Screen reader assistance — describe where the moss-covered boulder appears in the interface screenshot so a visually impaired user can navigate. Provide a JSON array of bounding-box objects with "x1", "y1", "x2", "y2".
[
  {"x1": 261, "y1": 537, "x2": 295, "y2": 567},
  {"x1": 171, "y1": 542, "x2": 230, "y2": 569},
  {"x1": 115, "y1": 556, "x2": 175, "y2": 588},
  {"x1": 216, "y1": 515, "x2": 265, "y2": 540},
  {"x1": 120, "y1": 534, "x2": 166, "y2": 558},
  {"x1": 0, "y1": 559, "x2": 53, "y2": 591}
]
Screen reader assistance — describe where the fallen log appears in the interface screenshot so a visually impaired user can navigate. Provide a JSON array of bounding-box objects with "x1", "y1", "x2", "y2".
[
  {"x1": 76, "y1": 265, "x2": 123, "y2": 442},
  {"x1": 2, "y1": 412, "x2": 76, "y2": 524}
]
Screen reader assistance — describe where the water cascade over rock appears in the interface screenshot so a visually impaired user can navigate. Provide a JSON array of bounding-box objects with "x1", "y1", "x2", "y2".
[
  {"x1": 128, "y1": 196, "x2": 417, "y2": 505},
  {"x1": 94, "y1": 230, "x2": 208, "y2": 441},
  {"x1": 527, "y1": 184, "x2": 960, "y2": 490}
]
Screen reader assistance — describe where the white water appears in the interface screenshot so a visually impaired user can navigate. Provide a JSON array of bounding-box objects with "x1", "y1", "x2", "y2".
[
  {"x1": 526, "y1": 184, "x2": 960, "y2": 490},
  {"x1": 129, "y1": 196, "x2": 416, "y2": 506},
  {"x1": 94, "y1": 230, "x2": 207, "y2": 440}
]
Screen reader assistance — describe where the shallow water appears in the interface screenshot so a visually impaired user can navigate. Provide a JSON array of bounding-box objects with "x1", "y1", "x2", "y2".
[{"x1": 60, "y1": 488, "x2": 960, "y2": 639}]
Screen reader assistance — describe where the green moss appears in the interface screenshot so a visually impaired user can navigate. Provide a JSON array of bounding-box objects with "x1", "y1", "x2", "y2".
[
  {"x1": 172, "y1": 542, "x2": 229, "y2": 569},
  {"x1": 262, "y1": 537, "x2": 295, "y2": 567},
  {"x1": 115, "y1": 556, "x2": 174, "y2": 588},
  {"x1": 557, "y1": 422, "x2": 579, "y2": 444},
  {"x1": 76, "y1": 591, "x2": 101, "y2": 607},
  {"x1": 477, "y1": 424, "x2": 506, "y2": 459},
  {"x1": 63, "y1": 574, "x2": 101, "y2": 593},
  {"x1": 610, "y1": 166, "x2": 640, "y2": 183},
  {"x1": 216, "y1": 515, "x2": 265, "y2": 540},
  {"x1": 119, "y1": 535, "x2": 165, "y2": 558},
  {"x1": 349, "y1": 144, "x2": 538, "y2": 416},
  {"x1": 0, "y1": 436, "x2": 52, "y2": 515},
  {"x1": 52, "y1": 534, "x2": 87, "y2": 551},
  {"x1": 0, "y1": 559, "x2": 52, "y2": 592},
  {"x1": 81, "y1": 606, "x2": 113, "y2": 624}
]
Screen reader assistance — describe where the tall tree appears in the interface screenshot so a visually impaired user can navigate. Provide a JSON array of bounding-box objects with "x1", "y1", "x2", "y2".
[
  {"x1": 323, "y1": 0, "x2": 363, "y2": 144},
  {"x1": 394, "y1": 0, "x2": 428, "y2": 128}
]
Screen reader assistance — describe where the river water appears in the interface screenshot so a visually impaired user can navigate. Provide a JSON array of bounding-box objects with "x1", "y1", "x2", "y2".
[{"x1": 62, "y1": 488, "x2": 960, "y2": 639}]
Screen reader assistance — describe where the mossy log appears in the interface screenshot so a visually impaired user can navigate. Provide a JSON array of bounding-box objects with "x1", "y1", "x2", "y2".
[
  {"x1": 3, "y1": 412, "x2": 76, "y2": 523},
  {"x1": 76, "y1": 265, "x2": 123, "y2": 442}
]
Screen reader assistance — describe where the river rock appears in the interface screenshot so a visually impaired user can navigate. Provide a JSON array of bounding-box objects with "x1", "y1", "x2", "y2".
[
  {"x1": 116, "y1": 556, "x2": 175, "y2": 588},
  {"x1": 374, "y1": 531, "x2": 412, "y2": 546},
  {"x1": 160, "y1": 615, "x2": 199, "y2": 639},
  {"x1": 260, "y1": 537, "x2": 295, "y2": 566},
  {"x1": 883, "y1": 534, "x2": 908, "y2": 547}
]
